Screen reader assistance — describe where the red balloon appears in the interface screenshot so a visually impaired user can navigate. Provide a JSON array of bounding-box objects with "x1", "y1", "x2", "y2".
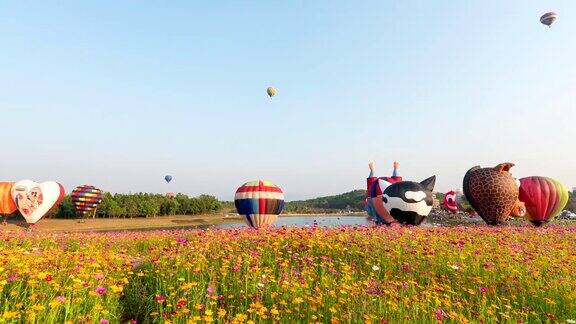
[
  {"x1": 519, "y1": 176, "x2": 568, "y2": 226},
  {"x1": 442, "y1": 191, "x2": 458, "y2": 214}
]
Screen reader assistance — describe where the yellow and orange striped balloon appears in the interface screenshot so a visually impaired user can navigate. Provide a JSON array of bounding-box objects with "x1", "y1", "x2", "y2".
[{"x1": 0, "y1": 182, "x2": 17, "y2": 215}]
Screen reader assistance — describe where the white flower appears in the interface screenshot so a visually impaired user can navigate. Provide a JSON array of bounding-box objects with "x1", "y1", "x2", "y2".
[
  {"x1": 372, "y1": 265, "x2": 380, "y2": 271},
  {"x1": 566, "y1": 320, "x2": 576, "y2": 324},
  {"x1": 450, "y1": 265, "x2": 460, "y2": 270},
  {"x1": 257, "y1": 282, "x2": 264, "y2": 288}
]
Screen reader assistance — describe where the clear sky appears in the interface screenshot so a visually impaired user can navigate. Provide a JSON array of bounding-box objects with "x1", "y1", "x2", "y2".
[{"x1": 1, "y1": 1, "x2": 574, "y2": 201}]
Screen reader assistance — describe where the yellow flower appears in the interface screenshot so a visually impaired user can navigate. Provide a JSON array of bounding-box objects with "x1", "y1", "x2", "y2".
[
  {"x1": 2, "y1": 311, "x2": 19, "y2": 320},
  {"x1": 110, "y1": 285, "x2": 124, "y2": 293},
  {"x1": 218, "y1": 309, "x2": 227, "y2": 317}
]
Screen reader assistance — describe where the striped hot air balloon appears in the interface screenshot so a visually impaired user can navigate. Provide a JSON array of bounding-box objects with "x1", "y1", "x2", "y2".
[
  {"x1": 71, "y1": 185, "x2": 103, "y2": 218},
  {"x1": 234, "y1": 180, "x2": 284, "y2": 229},
  {"x1": 0, "y1": 182, "x2": 17, "y2": 224}
]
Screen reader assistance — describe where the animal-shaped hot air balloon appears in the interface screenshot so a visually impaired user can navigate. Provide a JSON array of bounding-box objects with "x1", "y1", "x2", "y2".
[
  {"x1": 71, "y1": 185, "x2": 104, "y2": 218},
  {"x1": 164, "y1": 175, "x2": 173, "y2": 183},
  {"x1": 368, "y1": 175, "x2": 436, "y2": 226},
  {"x1": 0, "y1": 182, "x2": 17, "y2": 224},
  {"x1": 540, "y1": 11, "x2": 558, "y2": 27},
  {"x1": 519, "y1": 176, "x2": 569, "y2": 226},
  {"x1": 11, "y1": 180, "x2": 65, "y2": 226},
  {"x1": 266, "y1": 86, "x2": 277, "y2": 98},
  {"x1": 463, "y1": 163, "x2": 526, "y2": 225},
  {"x1": 365, "y1": 161, "x2": 403, "y2": 223},
  {"x1": 442, "y1": 190, "x2": 458, "y2": 214},
  {"x1": 234, "y1": 180, "x2": 284, "y2": 228}
]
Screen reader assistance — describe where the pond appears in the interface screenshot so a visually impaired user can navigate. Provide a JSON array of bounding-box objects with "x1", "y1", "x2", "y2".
[{"x1": 217, "y1": 215, "x2": 373, "y2": 228}]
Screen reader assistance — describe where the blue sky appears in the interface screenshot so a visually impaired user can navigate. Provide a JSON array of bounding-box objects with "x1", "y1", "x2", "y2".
[{"x1": 0, "y1": 1, "x2": 574, "y2": 200}]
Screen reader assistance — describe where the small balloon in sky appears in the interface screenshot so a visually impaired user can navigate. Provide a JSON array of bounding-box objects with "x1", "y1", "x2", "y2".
[
  {"x1": 267, "y1": 86, "x2": 277, "y2": 98},
  {"x1": 540, "y1": 11, "x2": 557, "y2": 27},
  {"x1": 164, "y1": 175, "x2": 173, "y2": 183}
]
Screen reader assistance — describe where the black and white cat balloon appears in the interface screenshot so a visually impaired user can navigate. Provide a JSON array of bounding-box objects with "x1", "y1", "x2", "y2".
[{"x1": 368, "y1": 176, "x2": 436, "y2": 226}]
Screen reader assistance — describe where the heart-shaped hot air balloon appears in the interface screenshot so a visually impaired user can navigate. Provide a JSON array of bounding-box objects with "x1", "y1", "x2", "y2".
[
  {"x1": 519, "y1": 176, "x2": 569, "y2": 226},
  {"x1": 11, "y1": 180, "x2": 65, "y2": 224},
  {"x1": 234, "y1": 180, "x2": 284, "y2": 229},
  {"x1": 71, "y1": 185, "x2": 103, "y2": 218}
]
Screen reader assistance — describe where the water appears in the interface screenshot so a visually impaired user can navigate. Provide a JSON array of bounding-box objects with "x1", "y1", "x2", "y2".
[{"x1": 216, "y1": 215, "x2": 372, "y2": 228}]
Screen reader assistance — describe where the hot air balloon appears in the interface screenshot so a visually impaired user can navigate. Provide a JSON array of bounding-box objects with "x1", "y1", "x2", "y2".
[
  {"x1": 234, "y1": 180, "x2": 284, "y2": 228},
  {"x1": 11, "y1": 180, "x2": 65, "y2": 226},
  {"x1": 442, "y1": 190, "x2": 458, "y2": 214},
  {"x1": 540, "y1": 11, "x2": 558, "y2": 27},
  {"x1": 463, "y1": 163, "x2": 525, "y2": 225},
  {"x1": 165, "y1": 175, "x2": 173, "y2": 183},
  {"x1": 266, "y1": 87, "x2": 277, "y2": 98},
  {"x1": 519, "y1": 176, "x2": 569, "y2": 226},
  {"x1": 365, "y1": 161, "x2": 405, "y2": 224},
  {"x1": 71, "y1": 185, "x2": 104, "y2": 219},
  {"x1": 369, "y1": 176, "x2": 436, "y2": 225},
  {"x1": 0, "y1": 182, "x2": 16, "y2": 225}
]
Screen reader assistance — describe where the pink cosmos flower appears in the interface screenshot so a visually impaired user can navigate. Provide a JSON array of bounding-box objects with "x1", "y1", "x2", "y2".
[
  {"x1": 99, "y1": 319, "x2": 109, "y2": 324},
  {"x1": 479, "y1": 287, "x2": 488, "y2": 294},
  {"x1": 95, "y1": 274, "x2": 105, "y2": 280},
  {"x1": 155, "y1": 295, "x2": 166, "y2": 303},
  {"x1": 435, "y1": 309, "x2": 445, "y2": 321},
  {"x1": 95, "y1": 286, "x2": 107, "y2": 295}
]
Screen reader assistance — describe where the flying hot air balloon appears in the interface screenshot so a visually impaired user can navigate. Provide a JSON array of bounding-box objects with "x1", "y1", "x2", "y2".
[
  {"x1": 540, "y1": 11, "x2": 558, "y2": 27},
  {"x1": 164, "y1": 175, "x2": 173, "y2": 183},
  {"x1": 71, "y1": 185, "x2": 104, "y2": 219},
  {"x1": 519, "y1": 176, "x2": 569, "y2": 226},
  {"x1": 266, "y1": 86, "x2": 277, "y2": 98},
  {"x1": 234, "y1": 180, "x2": 284, "y2": 228},
  {"x1": 0, "y1": 182, "x2": 17, "y2": 225}
]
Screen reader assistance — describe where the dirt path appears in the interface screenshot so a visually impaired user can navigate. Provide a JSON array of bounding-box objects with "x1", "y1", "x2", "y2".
[{"x1": 0, "y1": 214, "x2": 243, "y2": 233}]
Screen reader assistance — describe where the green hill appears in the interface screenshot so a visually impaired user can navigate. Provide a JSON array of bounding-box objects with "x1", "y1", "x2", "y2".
[{"x1": 284, "y1": 190, "x2": 367, "y2": 214}]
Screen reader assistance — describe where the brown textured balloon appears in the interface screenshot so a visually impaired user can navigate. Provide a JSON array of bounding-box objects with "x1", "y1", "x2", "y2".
[{"x1": 463, "y1": 163, "x2": 520, "y2": 225}]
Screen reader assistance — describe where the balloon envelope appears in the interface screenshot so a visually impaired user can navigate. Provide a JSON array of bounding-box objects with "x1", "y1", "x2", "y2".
[
  {"x1": 71, "y1": 185, "x2": 103, "y2": 216},
  {"x1": 11, "y1": 180, "x2": 65, "y2": 224},
  {"x1": 267, "y1": 87, "x2": 277, "y2": 98},
  {"x1": 540, "y1": 12, "x2": 557, "y2": 26},
  {"x1": 0, "y1": 182, "x2": 17, "y2": 215},
  {"x1": 164, "y1": 175, "x2": 173, "y2": 183},
  {"x1": 234, "y1": 180, "x2": 284, "y2": 228},
  {"x1": 519, "y1": 176, "x2": 568, "y2": 226},
  {"x1": 443, "y1": 190, "x2": 458, "y2": 213}
]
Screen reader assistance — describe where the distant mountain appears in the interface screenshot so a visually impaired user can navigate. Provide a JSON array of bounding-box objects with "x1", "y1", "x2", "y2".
[{"x1": 284, "y1": 190, "x2": 367, "y2": 214}]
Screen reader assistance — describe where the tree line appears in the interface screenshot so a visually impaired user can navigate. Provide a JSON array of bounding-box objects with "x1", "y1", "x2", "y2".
[{"x1": 55, "y1": 193, "x2": 223, "y2": 218}]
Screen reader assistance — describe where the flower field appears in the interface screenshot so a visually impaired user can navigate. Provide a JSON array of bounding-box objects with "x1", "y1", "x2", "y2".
[{"x1": 1, "y1": 225, "x2": 575, "y2": 323}]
